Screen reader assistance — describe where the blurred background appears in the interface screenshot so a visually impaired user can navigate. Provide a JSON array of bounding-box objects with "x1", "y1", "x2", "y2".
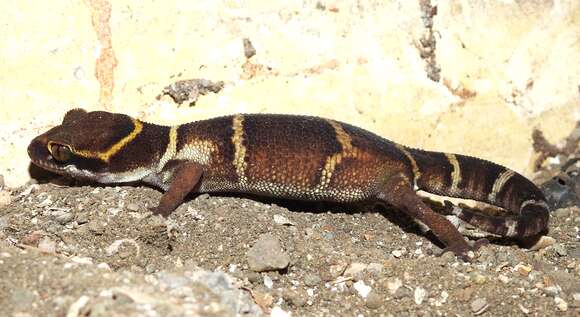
[{"x1": 1, "y1": 0, "x2": 578, "y2": 188}]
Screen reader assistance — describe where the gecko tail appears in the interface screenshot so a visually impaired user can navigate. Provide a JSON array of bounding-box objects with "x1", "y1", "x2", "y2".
[{"x1": 406, "y1": 148, "x2": 549, "y2": 238}]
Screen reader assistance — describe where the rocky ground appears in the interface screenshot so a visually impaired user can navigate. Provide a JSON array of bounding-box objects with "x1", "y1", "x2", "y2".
[{"x1": 0, "y1": 165, "x2": 578, "y2": 316}]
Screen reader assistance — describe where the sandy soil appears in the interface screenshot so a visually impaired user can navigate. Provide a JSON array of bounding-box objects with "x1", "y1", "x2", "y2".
[{"x1": 0, "y1": 171, "x2": 578, "y2": 316}]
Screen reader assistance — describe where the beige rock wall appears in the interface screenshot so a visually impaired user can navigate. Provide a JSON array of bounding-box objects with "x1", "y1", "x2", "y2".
[{"x1": 1, "y1": 0, "x2": 578, "y2": 188}]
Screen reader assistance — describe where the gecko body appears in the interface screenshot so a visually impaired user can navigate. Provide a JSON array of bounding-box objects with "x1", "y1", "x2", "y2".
[{"x1": 28, "y1": 109, "x2": 550, "y2": 259}]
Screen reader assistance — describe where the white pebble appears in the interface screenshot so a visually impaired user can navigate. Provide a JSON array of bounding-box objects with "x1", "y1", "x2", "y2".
[
  {"x1": 97, "y1": 263, "x2": 111, "y2": 270},
  {"x1": 414, "y1": 287, "x2": 427, "y2": 305},
  {"x1": 387, "y1": 278, "x2": 402, "y2": 294},
  {"x1": 38, "y1": 237, "x2": 56, "y2": 254},
  {"x1": 264, "y1": 275, "x2": 273, "y2": 289},
  {"x1": 555, "y1": 297, "x2": 568, "y2": 311},
  {"x1": 270, "y1": 306, "x2": 291, "y2": 317},
  {"x1": 353, "y1": 281, "x2": 372, "y2": 298},
  {"x1": 344, "y1": 262, "x2": 367, "y2": 277},
  {"x1": 66, "y1": 295, "x2": 89, "y2": 317},
  {"x1": 70, "y1": 256, "x2": 93, "y2": 265},
  {"x1": 273, "y1": 214, "x2": 294, "y2": 226}
]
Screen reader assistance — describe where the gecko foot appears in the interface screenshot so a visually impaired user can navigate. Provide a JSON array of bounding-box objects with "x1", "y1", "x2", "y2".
[
  {"x1": 149, "y1": 206, "x2": 172, "y2": 218},
  {"x1": 439, "y1": 238, "x2": 489, "y2": 262}
]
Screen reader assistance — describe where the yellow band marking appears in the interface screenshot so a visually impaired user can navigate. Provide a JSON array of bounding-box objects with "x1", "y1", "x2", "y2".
[
  {"x1": 232, "y1": 115, "x2": 248, "y2": 184},
  {"x1": 329, "y1": 120, "x2": 353, "y2": 152},
  {"x1": 157, "y1": 126, "x2": 178, "y2": 172},
  {"x1": 445, "y1": 153, "x2": 461, "y2": 193},
  {"x1": 396, "y1": 144, "x2": 420, "y2": 187},
  {"x1": 488, "y1": 169, "x2": 515, "y2": 203},
  {"x1": 75, "y1": 119, "x2": 143, "y2": 162},
  {"x1": 316, "y1": 120, "x2": 358, "y2": 191}
]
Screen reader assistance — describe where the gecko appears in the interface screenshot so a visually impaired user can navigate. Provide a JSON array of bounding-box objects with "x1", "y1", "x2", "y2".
[{"x1": 27, "y1": 109, "x2": 550, "y2": 260}]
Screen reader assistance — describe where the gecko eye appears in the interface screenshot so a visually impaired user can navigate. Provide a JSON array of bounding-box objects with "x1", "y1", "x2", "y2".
[{"x1": 49, "y1": 143, "x2": 72, "y2": 162}]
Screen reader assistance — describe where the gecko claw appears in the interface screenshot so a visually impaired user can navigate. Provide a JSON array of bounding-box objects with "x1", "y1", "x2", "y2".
[
  {"x1": 149, "y1": 206, "x2": 171, "y2": 218},
  {"x1": 439, "y1": 238, "x2": 489, "y2": 262}
]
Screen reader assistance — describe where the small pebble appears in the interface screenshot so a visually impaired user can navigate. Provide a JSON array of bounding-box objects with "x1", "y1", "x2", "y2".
[
  {"x1": 353, "y1": 280, "x2": 371, "y2": 298},
  {"x1": 88, "y1": 221, "x2": 105, "y2": 235},
  {"x1": 126, "y1": 203, "x2": 140, "y2": 212},
  {"x1": 518, "y1": 303, "x2": 530, "y2": 314},
  {"x1": 554, "y1": 296, "x2": 568, "y2": 311},
  {"x1": 246, "y1": 234, "x2": 290, "y2": 272},
  {"x1": 263, "y1": 275, "x2": 274, "y2": 289},
  {"x1": 498, "y1": 275, "x2": 510, "y2": 284},
  {"x1": 38, "y1": 236, "x2": 56, "y2": 253},
  {"x1": 0, "y1": 190, "x2": 11, "y2": 207},
  {"x1": 387, "y1": 278, "x2": 402, "y2": 294},
  {"x1": 66, "y1": 295, "x2": 89, "y2": 317},
  {"x1": 97, "y1": 263, "x2": 111, "y2": 270},
  {"x1": 344, "y1": 262, "x2": 367, "y2": 280},
  {"x1": 303, "y1": 273, "x2": 321, "y2": 287},
  {"x1": 414, "y1": 287, "x2": 427, "y2": 305},
  {"x1": 393, "y1": 286, "x2": 412, "y2": 299},
  {"x1": 273, "y1": 214, "x2": 294, "y2": 226},
  {"x1": 242, "y1": 38, "x2": 257, "y2": 59},
  {"x1": 270, "y1": 306, "x2": 291, "y2": 317},
  {"x1": 391, "y1": 249, "x2": 404, "y2": 258},
  {"x1": 553, "y1": 208, "x2": 570, "y2": 218},
  {"x1": 541, "y1": 286, "x2": 560, "y2": 297},
  {"x1": 440, "y1": 251, "x2": 456, "y2": 263},
  {"x1": 528, "y1": 236, "x2": 556, "y2": 251},
  {"x1": 365, "y1": 291, "x2": 382, "y2": 309},
  {"x1": 157, "y1": 272, "x2": 191, "y2": 290},
  {"x1": 11, "y1": 288, "x2": 38, "y2": 306},
  {"x1": 328, "y1": 261, "x2": 348, "y2": 278},
  {"x1": 471, "y1": 298, "x2": 488, "y2": 315},
  {"x1": 75, "y1": 212, "x2": 89, "y2": 225},
  {"x1": 21, "y1": 231, "x2": 43, "y2": 246},
  {"x1": 366, "y1": 263, "x2": 383, "y2": 275},
  {"x1": 554, "y1": 244, "x2": 568, "y2": 256},
  {"x1": 457, "y1": 286, "x2": 475, "y2": 302},
  {"x1": 246, "y1": 272, "x2": 262, "y2": 284},
  {"x1": 470, "y1": 272, "x2": 487, "y2": 284},
  {"x1": 283, "y1": 290, "x2": 306, "y2": 307},
  {"x1": 52, "y1": 210, "x2": 74, "y2": 225}
]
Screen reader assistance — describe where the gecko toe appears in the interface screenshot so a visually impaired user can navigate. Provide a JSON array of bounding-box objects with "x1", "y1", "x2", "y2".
[{"x1": 439, "y1": 239, "x2": 489, "y2": 262}]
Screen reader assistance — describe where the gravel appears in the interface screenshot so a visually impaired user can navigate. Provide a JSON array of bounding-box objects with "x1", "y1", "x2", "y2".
[{"x1": 0, "y1": 182, "x2": 578, "y2": 316}]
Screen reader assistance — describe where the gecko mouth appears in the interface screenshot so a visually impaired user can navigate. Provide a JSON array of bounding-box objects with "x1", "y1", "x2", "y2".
[{"x1": 30, "y1": 157, "x2": 69, "y2": 174}]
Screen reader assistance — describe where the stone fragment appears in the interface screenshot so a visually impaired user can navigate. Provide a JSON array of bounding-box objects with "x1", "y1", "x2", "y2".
[
  {"x1": 554, "y1": 297, "x2": 568, "y2": 311},
  {"x1": 273, "y1": 214, "x2": 294, "y2": 226},
  {"x1": 414, "y1": 287, "x2": 427, "y2": 305},
  {"x1": 246, "y1": 234, "x2": 290, "y2": 272},
  {"x1": 471, "y1": 298, "x2": 488, "y2": 315},
  {"x1": 365, "y1": 291, "x2": 382, "y2": 309},
  {"x1": 38, "y1": 236, "x2": 56, "y2": 253},
  {"x1": 0, "y1": 190, "x2": 11, "y2": 207},
  {"x1": 353, "y1": 280, "x2": 371, "y2": 298},
  {"x1": 528, "y1": 236, "x2": 556, "y2": 251}
]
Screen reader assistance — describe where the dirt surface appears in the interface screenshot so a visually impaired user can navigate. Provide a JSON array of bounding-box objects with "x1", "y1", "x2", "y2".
[{"x1": 0, "y1": 179, "x2": 578, "y2": 316}]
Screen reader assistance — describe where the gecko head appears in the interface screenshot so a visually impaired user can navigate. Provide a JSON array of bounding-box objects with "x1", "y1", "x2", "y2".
[{"x1": 28, "y1": 108, "x2": 144, "y2": 182}]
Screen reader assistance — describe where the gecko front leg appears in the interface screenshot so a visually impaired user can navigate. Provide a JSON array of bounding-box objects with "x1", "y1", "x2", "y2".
[{"x1": 151, "y1": 161, "x2": 204, "y2": 217}]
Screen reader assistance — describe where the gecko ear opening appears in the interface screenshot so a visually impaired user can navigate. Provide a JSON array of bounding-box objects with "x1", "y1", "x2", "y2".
[{"x1": 63, "y1": 108, "x2": 87, "y2": 125}]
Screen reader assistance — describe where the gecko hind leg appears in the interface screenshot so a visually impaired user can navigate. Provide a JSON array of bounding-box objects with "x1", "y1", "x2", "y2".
[{"x1": 377, "y1": 173, "x2": 487, "y2": 261}]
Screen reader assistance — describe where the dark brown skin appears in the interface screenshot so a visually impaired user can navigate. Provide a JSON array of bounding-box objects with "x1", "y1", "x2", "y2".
[{"x1": 28, "y1": 109, "x2": 550, "y2": 260}]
